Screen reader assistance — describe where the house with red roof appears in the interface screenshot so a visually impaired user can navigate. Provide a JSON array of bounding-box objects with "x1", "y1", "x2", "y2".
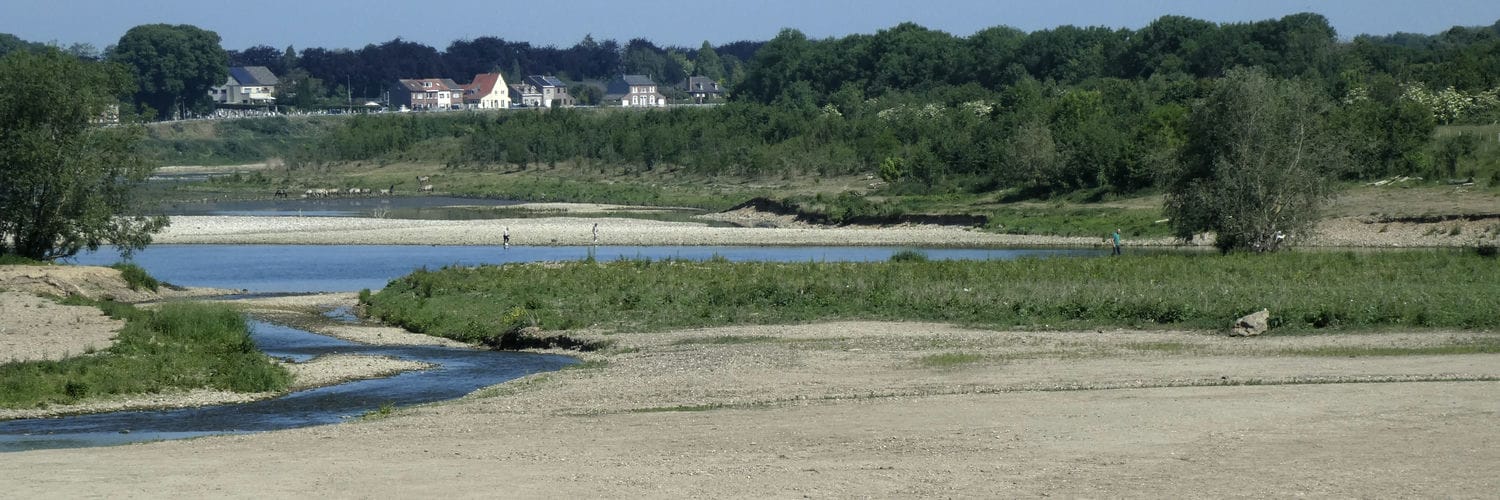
[{"x1": 462, "y1": 73, "x2": 511, "y2": 109}]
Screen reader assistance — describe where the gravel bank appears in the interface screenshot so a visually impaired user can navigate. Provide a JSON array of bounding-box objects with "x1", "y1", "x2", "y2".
[{"x1": 153, "y1": 213, "x2": 1495, "y2": 248}]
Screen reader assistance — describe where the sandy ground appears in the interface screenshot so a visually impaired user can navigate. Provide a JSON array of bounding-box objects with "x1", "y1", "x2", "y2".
[
  {"x1": 0, "y1": 268, "x2": 432, "y2": 420},
  {"x1": 2, "y1": 289, "x2": 1498, "y2": 496}
]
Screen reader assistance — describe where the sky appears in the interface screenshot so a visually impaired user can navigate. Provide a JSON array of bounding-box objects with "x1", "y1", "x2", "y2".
[{"x1": 5, "y1": 0, "x2": 1500, "y2": 52}]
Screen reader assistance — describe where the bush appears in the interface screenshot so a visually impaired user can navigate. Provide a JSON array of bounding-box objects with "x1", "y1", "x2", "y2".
[
  {"x1": 889, "y1": 249, "x2": 930, "y2": 262},
  {"x1": 110, "y1": 262, "x2": 160, "y2": 292}
]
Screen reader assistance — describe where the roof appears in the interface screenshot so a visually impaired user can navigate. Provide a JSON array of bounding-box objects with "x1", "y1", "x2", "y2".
[
  {"x1": 526, "y1": 75, "x2": 567, "y2": 88},
  {"x1": 685, "y1": 76, "x2": 723, "y2": 92},
  {"x1": 229, "y1": 66, "x2": 279, "y2": 86},
  {"x1": 464, "y1": 73, "x2": 508, "y2": 101},
  {"x1": 606, "y1": 75, "x2": 663, "y2": 97},
  {"x1": 621, "y1": 74, "x2": 656, "y2": 86},
  {"x1": 394, "y1": 78, "x2": 454, "y2": 92}
]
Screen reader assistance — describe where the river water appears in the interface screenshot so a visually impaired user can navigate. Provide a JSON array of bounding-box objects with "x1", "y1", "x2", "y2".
[{"x1": 3, "y1": 243, "x2": 1101, "y2": 452}]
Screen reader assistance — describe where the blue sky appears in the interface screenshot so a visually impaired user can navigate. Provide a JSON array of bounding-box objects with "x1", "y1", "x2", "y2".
[{"x1": 6, "y1": 0, "x2": 1500, "y2": 51}]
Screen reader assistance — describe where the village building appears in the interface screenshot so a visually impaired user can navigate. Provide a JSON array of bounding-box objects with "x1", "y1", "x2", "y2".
[
  {"x1": 513, "y1": 75, "x2": 573, "y2": 107},
  {"x1": 605, "y1": 74, "x2": 666, "y2": 107},
  {"x1": 391, "y1": 78, "x2": 462, "y2": 110},
  {"x1": 683, "y1": 76, "x2": 724, "y2": 103},
  {"x1": 462, "y1": 73, "x2": 511, "y2": 109},
  {"x1": 209, "y1": 66, "x2": 279, "y2": 105}
]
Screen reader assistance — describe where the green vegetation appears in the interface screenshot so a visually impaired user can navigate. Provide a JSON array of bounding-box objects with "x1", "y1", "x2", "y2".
[
  {"x1": 361, "y1": 251, "x2": 1500, "y2": 345},
  {"x1": 888, "y1": 249, "x2": 930, "y2": 263},
  {"x1": 1166, "y1": 68, "x2": 1342, "y2": 252},
  {"x1": 0, "y1": 48, "x2": 166, "y2": 261},
  {"x1": 141, "y1": 116, "x2": 333, "y2": 167},
  {"x1": 0, "y1": 301, "x2": 291, "y2": 409},
  {"x1": 110, "y1": 24, "x2": 228, "y2": 120},
  {"x1": 109, "y1": 262, "x2": 160, "y2": 292},
  {"x1": 0, "y1": 255, "x2": 47, "y2": 266}
]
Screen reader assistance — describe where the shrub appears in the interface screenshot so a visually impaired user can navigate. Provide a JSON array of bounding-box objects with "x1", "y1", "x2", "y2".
[
  {"x1": 110, "y1": 262, "x2": 160, "y2": 292},
  {"x1": 889, "y1": 249, "x2": 930, "y2": 262}
]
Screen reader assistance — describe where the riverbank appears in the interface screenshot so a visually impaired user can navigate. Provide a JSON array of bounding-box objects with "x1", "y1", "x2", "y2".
[
  {"x1": 0, "y1": 267, "x2": 434, "y2": 420},
  {"x1": 3, "y1": 292, "x2": 1497, "y2": 496},
  {"x1": 151, "y1": 211, "x2": 1498, "y2": 247}
]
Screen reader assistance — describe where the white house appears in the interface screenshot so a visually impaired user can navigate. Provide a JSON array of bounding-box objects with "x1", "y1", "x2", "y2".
[
  {"x1": 463, "y1": 73, "x2": 511, "y2": 109},
  {"x1": 605, "y1": 74, "x2": 666, "y2": 107},
  {"x1": 210, "y1": 66, "x2": 279, "y2": 105}
]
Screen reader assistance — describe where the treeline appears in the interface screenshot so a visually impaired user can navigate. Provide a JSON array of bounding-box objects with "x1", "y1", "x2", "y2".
[
  {"x1": 735, "y1": 14, "x2": 1500, "y2": 105},
  {"x1": 284, "y1": 72, "x2": 1490, "y2": 197},
  {"x1": 228, "y1": 37, "x2": 762, "y2": 100}
]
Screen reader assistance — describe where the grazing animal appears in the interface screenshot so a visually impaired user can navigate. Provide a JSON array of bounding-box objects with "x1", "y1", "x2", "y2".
[
  {"x1": 274, "y1": 188, "x2": 288, "y2": 198},
  {"x1": 379, "y1": 188, "x2": 391, "y2": 195},
  {"x1": 349, "y1": 187, "x2": 361, "y2": 196},
  {"x1": 416, "y1": 175, "x2": 431, "y2": 183},
  {"x1": 419, "y1": 184, "x2": 434, "y2": 193}
]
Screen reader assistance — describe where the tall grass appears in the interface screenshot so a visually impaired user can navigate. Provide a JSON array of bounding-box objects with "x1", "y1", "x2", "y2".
[
  {"x1": 362, "y1": 251, "x2": 1500, "y2": 343},
  {"x1": 109, "y1": 262, "x2": 160, "y2": 292},
  {"x1": 0, "y1": 301, "x2": 291, "y2": 409}
]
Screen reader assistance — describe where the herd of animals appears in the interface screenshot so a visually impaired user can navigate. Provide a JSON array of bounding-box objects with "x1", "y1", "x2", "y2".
[{"x1": 273, "y1": 176, "x2": 433, "y2": 198}]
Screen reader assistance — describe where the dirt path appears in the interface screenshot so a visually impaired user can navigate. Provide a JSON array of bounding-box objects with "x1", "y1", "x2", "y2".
[{"x1": 3, "y1": 315, "x2": 1497, "y2": 497}]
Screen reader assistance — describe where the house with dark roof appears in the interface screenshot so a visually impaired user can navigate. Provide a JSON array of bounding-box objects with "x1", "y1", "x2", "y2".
[
  {"x1": 521, "y1": 75, "x2": 573, "y2": 107},
  {"x1": 683, "y1": 76, "x2": 724, "y2": 104},
  {"x1": 391, "y1": 78, "x2": 461, "y2": 110},
  {"x1": 605, "y1": 74, "x2": 666, "y2": 107},
  {"x1": 210, "y1": 66, "x2": 280, "y2": 105},
  {"x1": 463, "y1": 73, "x2": 511, "y2": 109}
]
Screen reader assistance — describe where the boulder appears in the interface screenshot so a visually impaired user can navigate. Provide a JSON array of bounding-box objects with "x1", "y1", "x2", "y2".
[{"x1": 1229, "y1": 309, "x2": 1271, "y2": 336}]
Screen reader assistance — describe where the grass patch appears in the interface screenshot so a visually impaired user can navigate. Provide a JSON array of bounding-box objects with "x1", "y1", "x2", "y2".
[
  {"x1": 362, "y1": 250, "x2": 1500, "y2": 340},
  {"x1": 0, "y1": 254, "x2": 49, "y2": 266},
  {"x1": 361, "y1": 401, "x2": 397, "y2": 420},
  {"x1": 889, "y1": 249, "x2": 929, "y2": 262},
  {"x1": 0, "y1": 300, "x2": 291, "y2": 409},
  {"x1": 563, "y1": 359, "x2": 610, "y2": 371},
  {"x1": 109, "y1": 262, "x2": 160, "y2": 292},
  {"x1": 917, "y1": 352, "x2": 987, "y2": 368}
]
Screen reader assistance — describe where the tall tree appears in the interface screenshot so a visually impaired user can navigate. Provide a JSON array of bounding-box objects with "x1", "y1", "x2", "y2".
[
  {"x1": 0, "y1": 48, "x2": 166, "y2": 260},
  {"x1": 110, "y1": 24, "x2": 227, "y2": 120},
  {"x1": 692, "y1": 41, "x2": 725, "y2": 81},
  {"x1": 1165, "y1": 68, "x2": 1345, "y2": 252},
  {"x1": 228, "y1": 44, "x2": 286, "y2": 74}
]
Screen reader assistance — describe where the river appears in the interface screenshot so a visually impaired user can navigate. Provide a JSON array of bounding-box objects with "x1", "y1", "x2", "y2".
[{"x1": 2, "y1": 243, "x2": 1102, "y2": 452}]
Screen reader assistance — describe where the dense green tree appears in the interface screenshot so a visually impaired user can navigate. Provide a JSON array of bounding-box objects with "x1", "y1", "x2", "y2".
[
  {"x1": 967, "y1": 26, "x2": 1026, "y2": 88},
  {"x1": 110, "y1": 24, "x2": 228, "y2": 120},
  {"x1": 692, "y1": 41, "x2": 725, "y2": 81},
  {"x1": 0, "y1": 49, "x2": 166, "y2": 260},
  {"x1": 570, "y1": 84, "x2": 602, "y2": 105},
  {"x1": 228, "y1": 44, "x2": 287, "y2": 74},
  {"x1": 1166, "y1": 68, "x2": 1345, "y2": 252}
]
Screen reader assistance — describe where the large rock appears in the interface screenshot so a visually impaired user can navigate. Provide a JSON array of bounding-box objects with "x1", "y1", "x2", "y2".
[{"x1": 1229, "y1": 309, "x2": 1271, "y2": 336}]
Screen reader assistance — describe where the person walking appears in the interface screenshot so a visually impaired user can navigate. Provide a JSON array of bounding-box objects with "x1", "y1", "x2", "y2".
[
  {"x1": 502, "y1": 226, "x2": 510, "y2": 249},
  {"x1": 1111, "y1": 228, "x2": 1122, "y2": 256},
  {"x1": 592, "y1": 223, "x2": 599, "y2": 244}
]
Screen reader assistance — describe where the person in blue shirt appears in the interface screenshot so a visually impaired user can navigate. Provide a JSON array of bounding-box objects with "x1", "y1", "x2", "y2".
[{"x1": 1111, "y1": 229, "x2": 1122, "y2": 256}]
